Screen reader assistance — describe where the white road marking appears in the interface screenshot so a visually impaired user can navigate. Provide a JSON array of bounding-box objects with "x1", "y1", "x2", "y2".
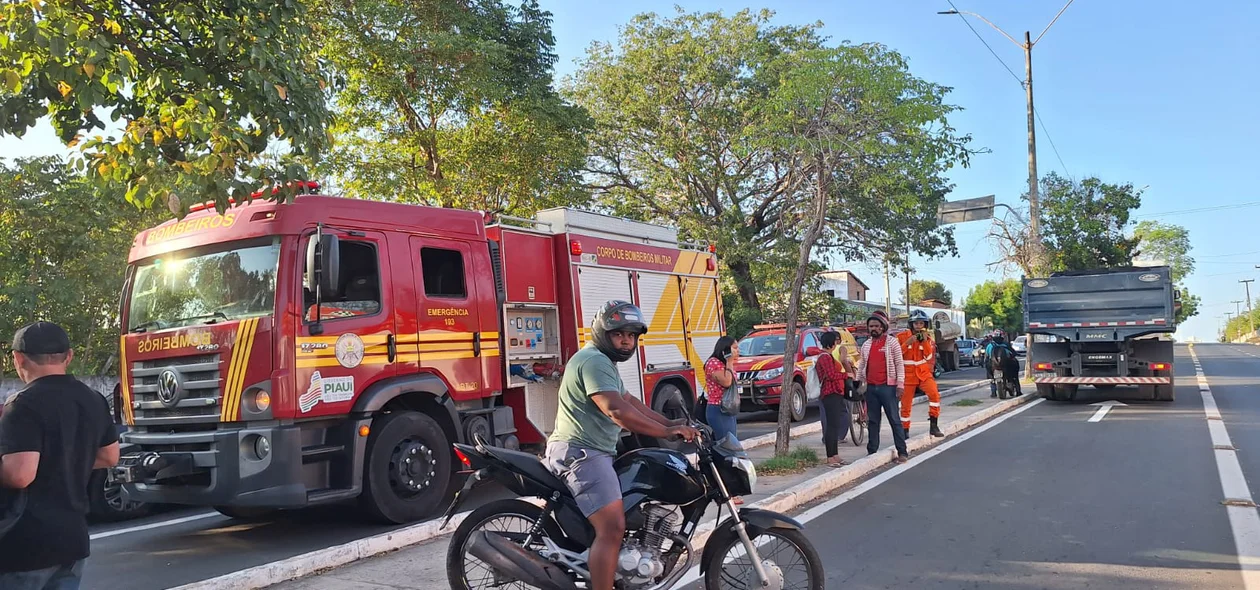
[
  {"x1": 1189, "y1": 345, "x2": 1260, "y2": 588},
  {"x1": 90, "y1": 511, "x2": 221, "y2": 541},
  {"x1": 673, "y1": 397, "x2": 1046, "y2": 587},
  {"x1": 1087, "y1": 401, "x2": 1126, "y2": 423}
]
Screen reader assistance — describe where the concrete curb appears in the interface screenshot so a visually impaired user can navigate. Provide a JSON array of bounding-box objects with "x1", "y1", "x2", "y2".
[
  {"x1": 738, "y1": 379, "x2": 989, "y2": 450},
  {"x1": 175, "y1": 379, "x2": 1011, "y2": 590}
]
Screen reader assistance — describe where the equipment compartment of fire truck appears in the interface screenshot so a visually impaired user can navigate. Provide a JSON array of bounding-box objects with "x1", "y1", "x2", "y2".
[{"x1": 112, "y1": 191, "x2": 723, "y2": 523}]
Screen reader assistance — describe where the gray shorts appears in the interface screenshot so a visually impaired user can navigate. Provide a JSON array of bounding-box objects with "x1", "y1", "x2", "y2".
[{"x1": 544, "y1": 441, "x2": 621, "y2": 517}]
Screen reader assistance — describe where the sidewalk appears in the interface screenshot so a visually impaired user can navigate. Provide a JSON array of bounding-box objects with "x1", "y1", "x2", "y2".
[{"x1": 263, "y1": 383, "x2": 1016, "y2": 590}]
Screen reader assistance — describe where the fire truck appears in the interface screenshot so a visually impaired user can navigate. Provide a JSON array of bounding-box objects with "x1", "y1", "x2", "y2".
[{"x1": 112, "y1": 189, "x2": 724, "y2": 523}]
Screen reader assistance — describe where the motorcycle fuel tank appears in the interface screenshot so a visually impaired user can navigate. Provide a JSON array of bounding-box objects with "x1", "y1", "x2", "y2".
[{"x1": 615, "y1": 448, "x2": 706, "y2": 506}]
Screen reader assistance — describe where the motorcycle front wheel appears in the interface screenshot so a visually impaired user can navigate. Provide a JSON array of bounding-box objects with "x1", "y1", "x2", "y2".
[
  {"x1": 704, "y1": 527, "x2": 824, "y2": 590},
  {"x1": 446, "y1": 498, "x2": 564, "y2": 590}
]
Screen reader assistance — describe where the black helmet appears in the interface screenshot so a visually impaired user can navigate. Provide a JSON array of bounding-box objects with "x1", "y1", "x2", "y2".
[
  {"x1": 908, "y1": 310, "x2": 931, "y2": 327},
  {"x1": 591, "y1": 300, "x2": 648, "y2": 362}
]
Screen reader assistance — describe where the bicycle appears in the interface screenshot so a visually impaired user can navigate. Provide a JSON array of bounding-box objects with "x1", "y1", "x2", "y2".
[{"x1": 848, "y1": 396, "x2": 867, "y2": 446}]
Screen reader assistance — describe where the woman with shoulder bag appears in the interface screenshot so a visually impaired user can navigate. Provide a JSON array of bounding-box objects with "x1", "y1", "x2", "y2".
[
  {"x1": 817, "y1": 331, "x2": 853, "y2": 467},
  {"x1": 703, "y1": 336, "x2": 743, "y2": 503}
]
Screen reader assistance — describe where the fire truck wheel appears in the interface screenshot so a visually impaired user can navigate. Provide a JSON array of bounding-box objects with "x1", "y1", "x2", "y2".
[
  {"x1": 360, "y1": 410, "x2": 452, "y2": 524},
  {"x1": 788, "y1": 382, "x2": 807, "y2": 422},
  {"x1": 652, "y1": 383, "x2": 689, "y2": 422}
]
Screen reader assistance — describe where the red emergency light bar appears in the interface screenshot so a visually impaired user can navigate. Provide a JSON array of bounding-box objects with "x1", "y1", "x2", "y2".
[{"x1": 187, "y1": 181, "x2": 321, "y2": 213}]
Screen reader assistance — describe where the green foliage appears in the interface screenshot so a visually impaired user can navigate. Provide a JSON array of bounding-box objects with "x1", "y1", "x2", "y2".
[
  {"x1": 568, "y1": 8, "x2": 969, "y2": 317},
  {"x1": 0, "y1": 157, "x2": 163, "y2": 376},
  {"x1": 315, "y1": 0, "x2": 589, "y2": 214},
  {"x1": 903, "y1": 280, "x2": 952, "y2": 306},
  {"x1": 963, "y1": 279, "x2": 1023, "y2": 335},
  {"x1": 0, "y1": 0, "x2": 333, "y2": 212},
  {"x1": 1038, "y1": 172, "x2": 1142, "y2": 273},
  {"x1": 1133, "y1": 221, "x2": 1199, "y2": 323},
  {"x1": 951, "y1": 399, "x2": 981, "y2": 407},
  {"x1": 756, "y1": 447, "x2": 818, "y2": 475}
]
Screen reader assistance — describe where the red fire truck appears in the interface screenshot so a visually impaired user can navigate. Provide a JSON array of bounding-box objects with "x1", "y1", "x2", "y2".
[{"x1": 113, "y1": 190, "x2": 724, "y2": 523}]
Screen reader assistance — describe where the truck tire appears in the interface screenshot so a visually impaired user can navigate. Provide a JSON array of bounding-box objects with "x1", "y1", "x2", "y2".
[
  {"x1": 1036, "y1": 383, "x2": 1057, "y2": 400},
  {"x1": 1054, "y1": 384, "x2": 1078, "y2": 402},
  {"x1": 1094, "y1": 384, "x2": 1117, "y2": 391},
  {"x1": 788, "y1": 382, "x2": 807, "y2": 422},
  {"x1": 360, "y1": 410, "x2": 452, "y2": 524},
  {"x1": 650, "y1": 383, "x2": 690, "y2": 450}
]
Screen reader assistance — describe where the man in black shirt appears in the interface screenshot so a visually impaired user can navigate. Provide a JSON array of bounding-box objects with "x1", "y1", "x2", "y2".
[{"x1": 0, "y1": 322, "x2": 119, "y2": 589}]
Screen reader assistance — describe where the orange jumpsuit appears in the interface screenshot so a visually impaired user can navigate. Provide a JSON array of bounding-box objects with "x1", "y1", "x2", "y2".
[{"x1": 897, "y1": 330, "x2": 940, "y2": 434}]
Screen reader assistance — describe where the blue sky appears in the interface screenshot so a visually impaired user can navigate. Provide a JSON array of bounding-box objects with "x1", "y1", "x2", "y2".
[{"x1": 3, "y1": 0, "x2": 1256, "y2": 341}]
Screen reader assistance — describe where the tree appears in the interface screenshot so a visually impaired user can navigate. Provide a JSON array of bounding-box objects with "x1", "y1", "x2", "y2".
[
  {"x1": 1133, "y1": 221, "x2": 1200, "y2": 324},
  {"x1": 902, "y1": 279, "x2": 952, "y2": 306},
  {"x1": 963, "y1": 279, "x2": 1023, "y2": 335},
  {"x1": 746, "y1": 43, "x2": 972, "y2": 455},
  {"x1": 989, "y1": 173, "x2": 1143, "y2": 276},
  {"x1": 1039, "y1": 173, "x2": 1142, "y2": 272},
  {"x1": 315, "y1": 0, "x2": 590, "y2": 215},
  {"x1": 567, "y1": 9, "x2": 969, "y2": 336},
  {"x1": 0, "y1": 0, "x2": 333, "y2": 212},
  {"x1": 0, "y1": 157, "x2": 163, "y2": 376}
]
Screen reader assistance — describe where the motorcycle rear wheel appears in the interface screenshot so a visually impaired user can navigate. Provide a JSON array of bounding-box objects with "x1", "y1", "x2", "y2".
[{"x1": 446, "y1": 498, "x2": 565, "y2": 590}]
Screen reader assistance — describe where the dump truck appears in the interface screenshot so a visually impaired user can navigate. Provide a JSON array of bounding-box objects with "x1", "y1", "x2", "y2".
[
  {"x1": 111, "y1": 187, "x2": 723, "y2": 523},
  {"x1": 1023, "y1": 266, "x2": 1178, "y2": 402}
]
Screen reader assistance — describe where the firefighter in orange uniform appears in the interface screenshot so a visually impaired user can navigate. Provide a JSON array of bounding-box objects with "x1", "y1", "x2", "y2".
[{"x1": 897, "y1": 310, "x2": 945, "y2": 439}]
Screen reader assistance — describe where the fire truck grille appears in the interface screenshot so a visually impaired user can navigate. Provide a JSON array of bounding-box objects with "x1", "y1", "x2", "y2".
[{"x1": 130, "y1": 353, "x2": 223, "y2": 425}]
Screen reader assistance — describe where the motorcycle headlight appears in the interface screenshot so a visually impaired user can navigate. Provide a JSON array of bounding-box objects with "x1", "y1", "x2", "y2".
[
  {"x1": 758, "y1": 367, "x2": 783, "y2": 381},
  {"x1": 733, "y1": 456, "x2": 757, "y2": 491}
]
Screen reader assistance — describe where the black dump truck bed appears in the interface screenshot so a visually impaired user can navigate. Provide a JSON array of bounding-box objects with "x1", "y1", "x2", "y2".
[{"x1": 1023, "y1": 266, "x2": 1175, "y2": 342}]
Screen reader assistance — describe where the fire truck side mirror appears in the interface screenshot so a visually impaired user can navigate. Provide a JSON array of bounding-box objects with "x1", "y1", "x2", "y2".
[{"x1": 306, "y1": 232, "x2": 342, "y2": 298}]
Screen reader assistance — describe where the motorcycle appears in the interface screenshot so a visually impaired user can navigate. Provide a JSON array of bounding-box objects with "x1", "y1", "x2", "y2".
[{"x1": 442, "y1": 422, "x2": 824, "y2": 590}]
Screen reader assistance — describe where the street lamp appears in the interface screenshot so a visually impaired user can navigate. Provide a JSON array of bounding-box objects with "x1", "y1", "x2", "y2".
[{"x1": 939, "y1": 1, "x2": 1075, "y2": 275}]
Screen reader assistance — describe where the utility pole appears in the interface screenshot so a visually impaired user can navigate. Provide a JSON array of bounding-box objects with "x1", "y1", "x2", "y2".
[
  {"x1": 883, "y1": 259, "x2": 892, "y2": 317},
  {"x1": 904, "y1": 250, "x2": 913, "y2": 318},
  {"x1": 1233, "y1": 300, "x2": 1244, "y2": 317},
  {"x1": 1242, "y1": 279, "x2": 1256, "y2": 336},
  {"x1": 1024, "y1": 30, "x2": 1039, "y2": 268}
]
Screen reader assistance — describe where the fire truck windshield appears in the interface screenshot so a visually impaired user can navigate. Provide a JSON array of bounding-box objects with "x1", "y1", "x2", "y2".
[{"x1": 128, "y1": 239, "x2": 281, "y2": 332}]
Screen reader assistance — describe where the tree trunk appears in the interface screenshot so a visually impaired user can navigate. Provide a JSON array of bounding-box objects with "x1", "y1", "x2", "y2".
[
  {"x1": 774, "y1": 165, "x2": 830, "y2": 456},
  {"x1": 726, "y1": 257, "x2": 762, "y2": 313}
]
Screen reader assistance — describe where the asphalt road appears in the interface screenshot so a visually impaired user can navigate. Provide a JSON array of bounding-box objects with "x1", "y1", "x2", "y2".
[
  {"x1": 78, "y1": 364, "x2": 983, "y2": 590},
  {"x1": 695, "y1": 343, "x2": 1249, "y2": 590}
]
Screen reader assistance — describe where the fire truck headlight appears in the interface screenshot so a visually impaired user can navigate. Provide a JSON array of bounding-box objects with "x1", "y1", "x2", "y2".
[{"x1": 250, "y1": 389, "x2": 271, "y2": 412}]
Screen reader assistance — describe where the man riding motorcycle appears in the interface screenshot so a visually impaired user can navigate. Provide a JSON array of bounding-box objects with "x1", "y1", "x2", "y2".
[
  {"x1": 985, "y1": 330, "x2": 1022, "y2": 398},
  {"x1": 543, "y1": 300, "x2": 699, "y2": 590},
  {"x1": 897, "y1": 310, "x2": 944, "y2": 438}
]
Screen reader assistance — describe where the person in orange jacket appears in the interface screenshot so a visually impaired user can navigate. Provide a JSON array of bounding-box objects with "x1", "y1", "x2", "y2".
[{"x1": 897, "y1": 310, "x2": 945, "y2": 438}]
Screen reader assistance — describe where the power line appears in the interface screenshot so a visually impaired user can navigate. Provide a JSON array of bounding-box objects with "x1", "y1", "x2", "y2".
[
  {"x1": 946, "y1": 0, "x2": 1023, "y2": 86},
  {"x1": 1033, "y1": 107, "x2": 1070, "y2": 177},
  {"x1": 1134, "y1": 201, "x2": 1260, "y2": 219}
]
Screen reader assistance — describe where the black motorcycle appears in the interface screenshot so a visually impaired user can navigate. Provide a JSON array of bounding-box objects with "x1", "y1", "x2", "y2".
[{"x1": 441, "y1": 423, "x2": 823, "y2": 590}]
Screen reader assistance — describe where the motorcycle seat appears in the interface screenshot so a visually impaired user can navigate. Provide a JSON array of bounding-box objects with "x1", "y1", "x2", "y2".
[{"x1": 482, "y1": 445, "x2": 570, "y2": 494}]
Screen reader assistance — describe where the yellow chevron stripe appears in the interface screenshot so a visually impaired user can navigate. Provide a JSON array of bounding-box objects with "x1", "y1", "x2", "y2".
[
  {"x1": 119, "y1": 336, "x2": 134, "y2": 425},
  {"x1": 222, "y1": 320, "x2": 246, "y2": 421},
  {"x1": 221, "y1": 320, "x2": 250, "y2": 421},
  {"x1": 228, "y1": 318, "x2": 260, "y2": 422},
  {"x1": 296, "y1": 354, "x2": 392, "y2": 369},
  {"x1": 417, "y1": 342, "x2": 475, "y2": 352}
]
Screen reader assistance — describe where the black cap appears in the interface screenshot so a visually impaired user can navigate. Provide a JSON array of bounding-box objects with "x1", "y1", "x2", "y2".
[{"x1": 12, "y1": 322, "x2": 71, "y2": 355}]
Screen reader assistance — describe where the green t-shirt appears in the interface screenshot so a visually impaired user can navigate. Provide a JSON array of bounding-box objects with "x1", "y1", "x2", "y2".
[{"x1": 548, "y1": 345, "x2": 625, "y2": 454}]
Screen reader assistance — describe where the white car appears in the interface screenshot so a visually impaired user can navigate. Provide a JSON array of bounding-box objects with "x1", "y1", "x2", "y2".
[{"x1": 1012, "y1": 335, "x2": 1027, "y2": 356}]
